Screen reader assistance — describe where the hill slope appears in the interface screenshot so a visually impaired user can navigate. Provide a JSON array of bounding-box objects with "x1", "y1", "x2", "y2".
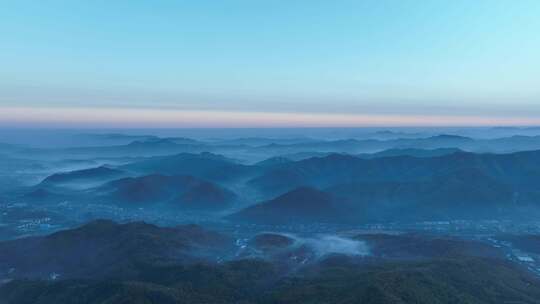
[
  {"x1": 93, "y1": 174, "x2": 237, "y2": 210},
  {"x1": 0, "y1": 220, "x2": 233, "y2": 281},
  {"x1": 229, "y1": 187, "x2": 346, "y2": 224}
]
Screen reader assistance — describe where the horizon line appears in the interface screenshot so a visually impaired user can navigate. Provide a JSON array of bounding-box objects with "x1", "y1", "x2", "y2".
[{"x1": 1, "y1": 106, "x2": 540, "y2": 128}]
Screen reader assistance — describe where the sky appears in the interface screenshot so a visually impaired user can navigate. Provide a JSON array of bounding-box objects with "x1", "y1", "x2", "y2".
[{"x1": 1, "y1": 0, "x2": 539, "y2": 127}]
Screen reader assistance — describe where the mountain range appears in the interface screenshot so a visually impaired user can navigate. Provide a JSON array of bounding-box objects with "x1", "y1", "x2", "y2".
[
  {"x1": 120, "y1": 152, "x2": 253, "y2": 182},
  {"x1": 9, "y1": 133, "x2": 540, "y2": 163},
  {"x1": 22, "y1": 148, "x2": 540, "y2": 223},
  {"x1": 249, "y1": 150, "x2": 540, "y2": 196}
]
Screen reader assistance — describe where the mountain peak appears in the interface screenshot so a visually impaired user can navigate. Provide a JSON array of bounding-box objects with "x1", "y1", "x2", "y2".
[{"x1": 229, "y1": 187, "x2": 338, "y2": 224}]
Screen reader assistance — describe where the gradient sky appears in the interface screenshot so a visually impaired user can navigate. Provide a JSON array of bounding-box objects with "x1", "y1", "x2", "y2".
[{"x1": 1, "y1": 0, "x2": 540, "y2": 127}]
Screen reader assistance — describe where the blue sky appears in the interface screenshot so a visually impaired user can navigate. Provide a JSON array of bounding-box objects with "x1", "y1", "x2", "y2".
[{"x1": 1, "y1": 0, "x2": 539, "y2": 127}]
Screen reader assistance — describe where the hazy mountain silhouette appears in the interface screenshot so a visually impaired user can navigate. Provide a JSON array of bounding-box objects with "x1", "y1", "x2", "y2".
[
  {"x1": 249, "y1": 150, "x2": 540, "y2": 196},
  {"x1": 247, "y1": 134, "x2": 540, "y2": 155},
  {"x1": 229, "y1": 187, "x2": 347, "y2": 224},
  {"x1": 358, "y1": 147, "x2": 463, "y2": 159},
  {"x1": 234, "y1": 154, "x2": 540, "y2": 223},
  {"x1": 121, "y1": 152, "x2": 253, "y2": 182},
  {"x1": 93, "y1": 174, "x2": 236, "y2": 210},
  {"x1": 253, "y1": 156, "x2": 292, "y2": 168},
  {"x1": 209, "y1": 136, "x2": 317, "y2": 146},
  {"x1": 327, "y1": 168, "x2": 540, "y2": 221}
]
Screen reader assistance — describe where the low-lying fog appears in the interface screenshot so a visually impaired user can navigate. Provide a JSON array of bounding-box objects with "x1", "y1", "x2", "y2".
[{"x1": 292, "y1": 234, "x2": 370, "y2": 257}]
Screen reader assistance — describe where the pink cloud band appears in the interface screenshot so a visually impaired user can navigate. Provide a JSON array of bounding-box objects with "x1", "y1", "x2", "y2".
[{"x1": 0, "y1": 106, "x2": 538, "y2": 128}]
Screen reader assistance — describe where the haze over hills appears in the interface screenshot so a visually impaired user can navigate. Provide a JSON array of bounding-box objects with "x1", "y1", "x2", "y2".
[
  {"x1": 249, "y1": 150, "x2": 540, "y2": 196},
  {"x1": 230, "y1": 166, "x2": 540, "y2": 224},
  {"x1": 357, "y1": 147, "x2": 463, "y2": 159},
  {"x1": 7, "y1": 132, "x2": 540, "y2": 163},
  {"x1": 4, "y1": 0, "x2": 540, "y2": 301},
  {"x1": 14, "y1": 142, "x2": 540, "y2": 223},
  {"x1": 229, "y1": 187, "x2": 346, "y2": 224},
  {"x1": 5, "y1": 129, "x2": 540, "y2": 303},
  {"x1": 120, "y1": 152, "x2": 253, "y2": 182},
  {"x1": 39, "y1": 166, "x2": 127, "y2": 189}
]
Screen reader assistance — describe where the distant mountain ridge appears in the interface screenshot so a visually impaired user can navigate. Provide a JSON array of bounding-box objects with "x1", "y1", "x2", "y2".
[
  {"x1": 11, "y1": 133, "x2": 540, "y2": 163},
  {"x1": 249, "y1": 150, "x2": 540, "y2": 196},
  {"x1": 358, "y1": 147, "x2": 463, "y2": 159},
  {"x1": 121, "y1": 152, "x2": 253, "y2": 182}
]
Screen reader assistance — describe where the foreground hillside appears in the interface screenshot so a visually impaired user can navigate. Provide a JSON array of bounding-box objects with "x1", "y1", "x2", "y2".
[
  {"x1": 2, "y1": 220, "x2": 540, "y2": 304},
  {"x1": 2, "y1": 254, "x2": 539, "y2": 303},
  {"x1": 0, "y1": 220, "x2": 233, "y2": 281}
]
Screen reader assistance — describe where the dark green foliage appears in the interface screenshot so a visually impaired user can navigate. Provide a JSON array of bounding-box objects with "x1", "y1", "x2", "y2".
[
  {"x1": 2, "y1": 221, "x2": 540, "y2": 304},
  {"x1": 2, "y1": 258, "x2": 540, "y2": 304},
  {"x1": 0, "y1": 220, "x2": 233, "y2": 281}
]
